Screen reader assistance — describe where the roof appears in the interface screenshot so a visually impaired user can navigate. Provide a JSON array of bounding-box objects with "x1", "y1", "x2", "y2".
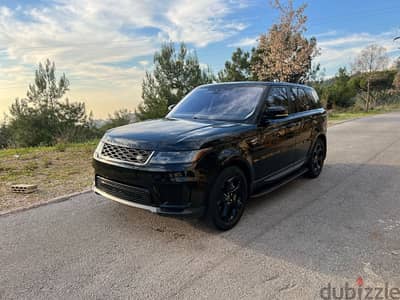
[{"x1": 200, "y1": 81, "x2": 312, "y2": 89}]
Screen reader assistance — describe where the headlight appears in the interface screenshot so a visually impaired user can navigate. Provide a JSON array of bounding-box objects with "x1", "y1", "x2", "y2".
[{"x1": 150, "y1": 149, "x2": 209, "y2": 164}]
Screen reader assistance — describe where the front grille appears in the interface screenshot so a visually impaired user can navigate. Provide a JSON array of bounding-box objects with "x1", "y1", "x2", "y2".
[
  {"x1": 95, "y1": 176, "x2": 151, "y2": 205},
  {"x1": 100, "y1": 142, "x2": 153, "y2": 165}
]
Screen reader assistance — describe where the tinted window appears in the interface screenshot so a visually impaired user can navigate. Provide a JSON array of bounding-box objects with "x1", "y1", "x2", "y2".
[
  {"x1": 290, "y1": 87, "x2": 321, "y2": 112},
  {"x1": 289, "y1": 88, "x2": 298, "y2": 111},
  {"x1": 309, "y1": 89, "x2": 322, "y2": 108},
  {"x1": 266, "y1": 87, "x2": 288, "y2": 110},
  {"x1": 304, "y1": 89, "x2": 319, "y2": 109},
  {"x1": 168, "y1": 85, "x2": 265, "y2": 121},
  {"x1": 297, "y1": 88, "x2": 308, "y2": 112}
]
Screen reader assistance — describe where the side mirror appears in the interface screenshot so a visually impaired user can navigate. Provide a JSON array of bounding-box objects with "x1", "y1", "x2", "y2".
[
  {"x1": 265, "y1": 106, "x2": 289, "y2": 118},
  {"x1": 260, "y1": 106, "x2": 288, "y2": 126},
  {"x1": 168, "y1": 104, "x2": 176, "y2": 111}
]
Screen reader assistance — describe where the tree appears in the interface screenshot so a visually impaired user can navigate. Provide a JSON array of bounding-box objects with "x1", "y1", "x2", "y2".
[
  {"x1": 218, "y1": 48, "x2": 253, "y2": 82},
  {"x1": 351, "y1": 44, "x2": 389, "y2": 111},
  {"x1": 393, "y1": 72, "x2": 400, "y2": 90},
  {"x1": 136, "y1": 42, "x2": 214, "y2": 121},
  {"x1": 0, "y1": 117, "x2": 11, "y2": 149},
  {"x1": 100, "y1": 109, "x2": 134, "y2": 132},
  {"x1": 328, "y1": 67, "x2": 357, "y2": 108},
  {"x1": 8, "y1": 60, "x2": 94, "y2": 146},
  {"x1": 252, "y1": 0, "x2": 319, "y2": 83}
]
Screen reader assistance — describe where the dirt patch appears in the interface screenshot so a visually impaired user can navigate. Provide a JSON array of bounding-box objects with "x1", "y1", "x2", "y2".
[{"x1": 0, "y1": 142, "x2": 96, "y2": 212}]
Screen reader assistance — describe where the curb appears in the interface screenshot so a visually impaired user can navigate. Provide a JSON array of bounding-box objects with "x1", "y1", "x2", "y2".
[
  {"x1": 0, "y1": 189, "x2": 92, "y2": 217},
  {"x1": 328, "y1": 110, "x2": 400, "y2": 127},
  {"x1": 328, "y1": 117, "x2": 361, "y2": 127}
]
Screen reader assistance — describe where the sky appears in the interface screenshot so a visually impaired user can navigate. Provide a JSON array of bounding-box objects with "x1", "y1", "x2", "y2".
[{"x1": 0, "y1": 0, "x2": 400, "y2": 118}]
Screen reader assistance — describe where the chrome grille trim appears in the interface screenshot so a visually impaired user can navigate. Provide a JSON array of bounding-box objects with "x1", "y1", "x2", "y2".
[{"x1": 99, "y1": 142, "x2": 154, "y2": 166}]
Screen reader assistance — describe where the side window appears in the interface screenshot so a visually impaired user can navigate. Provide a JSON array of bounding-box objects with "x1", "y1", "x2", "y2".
[
  {"x1": 311, "y1": 89, "x2": 322, "y2": 108},
  {"x1": 297, "y1": 88, "x2": 307, "y2": 112},
  {"x1": 289, "y1": 88, "x2": 298, "y2": 112},
  {"x1": 305, "y1": 89, "x2": 318, "y2": 110},
  {"x1": 266, "y1": 87, "x2": 288, "y2": 110}
]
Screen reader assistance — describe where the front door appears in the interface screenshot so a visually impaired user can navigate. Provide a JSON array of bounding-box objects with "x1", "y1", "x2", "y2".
[{"x1": 251, "y1": 86, "x2": 299, "y2": 181}]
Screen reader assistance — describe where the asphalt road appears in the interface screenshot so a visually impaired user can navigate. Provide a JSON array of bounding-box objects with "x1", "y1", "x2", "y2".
[{"x1": 1, "y1": 113, "x2": 400, "y2": 300}]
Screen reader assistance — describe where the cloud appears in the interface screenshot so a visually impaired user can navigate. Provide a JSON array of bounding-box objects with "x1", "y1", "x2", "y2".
[
  {"x1": 0, "y1": 0, "x2": 249, "y2": 117},
  {"x1": 316, "y1": 30, "x2": 400, "y2": 76},
  {"x1": 138, "y1": 60, "x2": 150, "y2": 67},
  {"x1": 228, "y1": 36, "x2": 258, "y2": 48},
  {"x1": 309, "y1": 30, "x2": 338, "y2": 39},
  {"x1": 164, "y1": 0, "x2": 248, "y2": 47}
]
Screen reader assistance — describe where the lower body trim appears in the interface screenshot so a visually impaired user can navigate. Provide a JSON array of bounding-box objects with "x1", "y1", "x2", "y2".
[{"x1": 93, "y1": 185, "x2": 160, "y2": 213}]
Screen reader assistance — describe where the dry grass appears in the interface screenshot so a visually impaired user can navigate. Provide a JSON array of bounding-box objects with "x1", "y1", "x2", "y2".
[
  {"x1": 328, "y1": 105, "x2": 400, "y2": 126},
  {"x1": 0, "y1": 141, "x2": 97, "y2": 212}
]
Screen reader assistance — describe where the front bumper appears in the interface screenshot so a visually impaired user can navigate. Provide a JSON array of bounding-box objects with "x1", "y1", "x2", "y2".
[{"x1": 92, "y1": 158, "x2": 207, "y2": 216}]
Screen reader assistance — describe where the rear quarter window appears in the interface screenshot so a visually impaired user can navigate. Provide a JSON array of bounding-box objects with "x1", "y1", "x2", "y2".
[
  {"x1": 305, "y1": 89, "x2": 321, "y2": 109},
  {"x1": 290, "y1": 87, "x2": 321, "y2": 112}
]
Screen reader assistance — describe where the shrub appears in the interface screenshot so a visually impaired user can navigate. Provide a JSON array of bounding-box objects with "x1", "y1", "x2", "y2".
[{"x1": 55, "y1": 142, "x2": 67, "y2": 152}]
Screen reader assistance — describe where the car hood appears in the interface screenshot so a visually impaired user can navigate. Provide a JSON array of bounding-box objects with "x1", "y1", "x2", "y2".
[{"x1": 104, "y1": 118, "x2": 255, "y2": 151}]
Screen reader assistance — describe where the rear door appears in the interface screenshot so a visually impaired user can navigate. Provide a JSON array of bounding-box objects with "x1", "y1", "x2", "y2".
[{"x1": 289, "y1": 87, "x2": 317, "y2": 162}]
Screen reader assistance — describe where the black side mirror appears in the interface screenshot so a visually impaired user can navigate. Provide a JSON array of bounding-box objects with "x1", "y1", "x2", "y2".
[
  {"x1": 265, "y1": 106, "x2": 289, "y2": 118},
  {"x1": 168, "y1": 104, "x2": 176, "y2": 111},
  {"x1": 260, "y1": 106, "x2": 288, "y2": 126}
]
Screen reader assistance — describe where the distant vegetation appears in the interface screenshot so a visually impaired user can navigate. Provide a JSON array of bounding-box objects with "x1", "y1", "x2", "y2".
[
  {"x1": 1, "y1": 0, "x2": 400, "y2": 149},
  {"x1": 0, "y1": 61, "x2": 133, "y2": 148},
  {"x1": 313, "y1": 66, "x2": 399, "y2": 111}
]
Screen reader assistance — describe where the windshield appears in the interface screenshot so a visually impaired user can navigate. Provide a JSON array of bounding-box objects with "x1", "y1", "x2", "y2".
[{"x1": 167, "y1": 85, "x2": 265, "y2": 121}]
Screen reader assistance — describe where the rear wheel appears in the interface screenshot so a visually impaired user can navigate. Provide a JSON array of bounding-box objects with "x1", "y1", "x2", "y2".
[
  {"x1": 207, "y1": 166, "x2": 248, "y2": 230},
  {"x1": 306, "y1": 138, "x2": 326, "y2": 178}
]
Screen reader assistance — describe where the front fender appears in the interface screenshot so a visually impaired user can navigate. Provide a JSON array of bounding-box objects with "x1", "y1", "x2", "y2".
[{"x1": 217, "y1": 147, "x2": 254, "y2": 188}]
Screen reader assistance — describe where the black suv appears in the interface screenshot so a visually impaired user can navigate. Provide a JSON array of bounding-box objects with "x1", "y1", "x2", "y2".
[{"x1": 93, "y1": 82, "x2": 327, "y2": 230}]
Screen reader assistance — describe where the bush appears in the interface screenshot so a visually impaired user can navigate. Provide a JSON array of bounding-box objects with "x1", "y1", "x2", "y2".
[
  {"x1": 0, "y1": 122, "x2": 11, "y2": 149},
  {"x1": 55, "y1": 142, "x2": 68, "y2": 152}
]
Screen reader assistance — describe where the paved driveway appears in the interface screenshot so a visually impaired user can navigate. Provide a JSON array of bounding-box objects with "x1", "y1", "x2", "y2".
[{"x1": 1, "y1": 113, "x2": 400, "y2": 299}]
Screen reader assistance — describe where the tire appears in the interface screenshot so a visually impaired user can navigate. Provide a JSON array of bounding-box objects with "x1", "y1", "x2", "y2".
[
  {"x1": 207, "y1": 166, "x2": 248, "y2": 231},
  {"x1": 306, "y1": 138, "x2": 326, "y2": 178}
]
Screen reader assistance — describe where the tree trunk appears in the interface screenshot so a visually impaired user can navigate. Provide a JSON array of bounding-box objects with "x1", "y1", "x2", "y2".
[{"x1": 366, "y1": 76, "x2": 371, "y2": 112}]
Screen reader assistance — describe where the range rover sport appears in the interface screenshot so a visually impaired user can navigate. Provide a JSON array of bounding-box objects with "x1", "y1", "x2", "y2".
[{"x1": 93, "y1": 82, "x2": 327, "y2": 230}]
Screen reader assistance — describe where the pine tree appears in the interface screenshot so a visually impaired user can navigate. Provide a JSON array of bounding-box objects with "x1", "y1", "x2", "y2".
[
  {"x1": 8, "y1": 60, "x2": 94, "y2": 146},
  {"x1": 136, "y1": 42, "x2": 214, "y2": 121},
  {"x1": 218, "y1": 48, "x2": 253, "y2": 82}
]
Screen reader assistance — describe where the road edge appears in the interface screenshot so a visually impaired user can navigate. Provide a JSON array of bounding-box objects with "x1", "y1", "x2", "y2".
[
  {"x1": 0, "y1": 189, "x2": 92, "y2": 217},
  {"x1": 328, "y1": 110, "x2": 400, "y2": 127}
]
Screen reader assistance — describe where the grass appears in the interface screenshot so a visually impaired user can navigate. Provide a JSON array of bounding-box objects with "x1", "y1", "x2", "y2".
[
  {"x1": 0, "y1": 140, "x2": 98, "y2": 212},
  {"x1": 328, "y1": 105, "x2": 400, "y2": 124}
]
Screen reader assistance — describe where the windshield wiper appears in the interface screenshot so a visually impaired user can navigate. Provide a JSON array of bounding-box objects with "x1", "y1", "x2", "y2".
[{"x1": 192, "y1": 114, "x2": 209, "y2": 120}]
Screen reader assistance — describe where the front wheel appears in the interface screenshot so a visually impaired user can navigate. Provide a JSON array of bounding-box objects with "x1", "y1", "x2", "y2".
[
  {"x1": 306, "y1": 138, "x2": 326, "y2": 178},
  {"x1": 207, "y1": 166, "x2": 248, "y2": 230}
]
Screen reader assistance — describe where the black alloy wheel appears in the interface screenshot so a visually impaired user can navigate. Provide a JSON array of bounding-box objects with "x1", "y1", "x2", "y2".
[
  {"x1": 208, "y1": 166, "x2": 248, "y2": 230},
  {"x1": 307, "y1": 138, "x2": 325, "y2": 178}
]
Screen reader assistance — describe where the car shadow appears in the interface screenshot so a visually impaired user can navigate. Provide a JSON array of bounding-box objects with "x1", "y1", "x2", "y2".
[
  {"x1": 102, "y1": 161, "x2": 399, "y2": 282},
  {"x1": 183, "y1": 162, "x2": 400, "y2": 280}
]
